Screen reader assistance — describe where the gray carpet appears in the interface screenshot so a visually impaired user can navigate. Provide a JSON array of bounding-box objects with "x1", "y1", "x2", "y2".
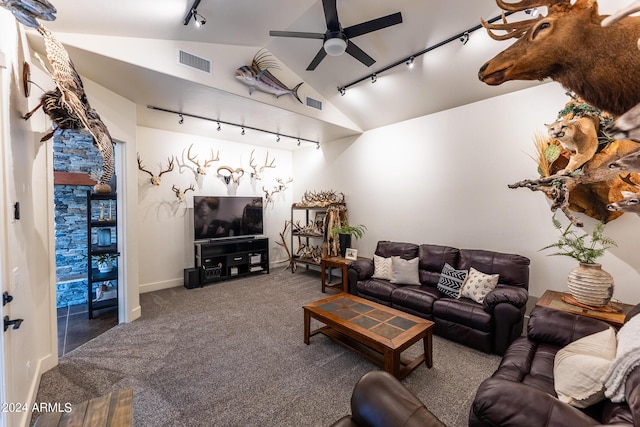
[{"x1": 32, "y1": 268, "x2": 500, "y2": 426}]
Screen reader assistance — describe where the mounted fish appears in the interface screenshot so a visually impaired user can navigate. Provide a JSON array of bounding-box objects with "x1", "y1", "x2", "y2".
[
  {"x1": 0, "y1": 0, "x2": 57, "y2": 28},
  {"x1": 235, "y1": 49, "x2": 303, "y2": 103}
]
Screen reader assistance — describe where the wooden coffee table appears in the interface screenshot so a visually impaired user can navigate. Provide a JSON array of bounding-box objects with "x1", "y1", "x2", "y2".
[{"x1": 303, "y1": 293, "x2": 434, "y2": 379}]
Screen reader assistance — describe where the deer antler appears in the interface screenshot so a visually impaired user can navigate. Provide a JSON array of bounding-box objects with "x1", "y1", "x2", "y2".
[
  {"x1": 250, "y1": 149, "x2": 276, "y2": 180},
  {"x1": 276, "y1": 177, "x2": 293, "y2": 190},
  {"x1": 187, "y1": 144, "x2": 219, "y2": 175},
  {"x1": 482, "y1": 0, "x2": 574, "y2": 41},
  {"x1": 481, "y1": 13, "x2": 541, "y2": 40},
  {"x1": 137, "y1": 154, "x2": 174, "y2": 186},
  {"x1": 171, "y1": 184, "x2": 196, "y2": 202}
]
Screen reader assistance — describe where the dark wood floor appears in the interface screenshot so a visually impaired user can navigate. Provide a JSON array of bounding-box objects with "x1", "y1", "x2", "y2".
[{"x1": 57, "y1": 303, "x2": 118, "y2": 357}]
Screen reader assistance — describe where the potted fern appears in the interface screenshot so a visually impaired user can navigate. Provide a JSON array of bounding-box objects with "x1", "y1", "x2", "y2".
[
  {"x1": 332, "y1": 223, "x2": 367, "y2": 257},
  {"x1": 540, "y1": 217, "x2": 617, "y2": 307}
]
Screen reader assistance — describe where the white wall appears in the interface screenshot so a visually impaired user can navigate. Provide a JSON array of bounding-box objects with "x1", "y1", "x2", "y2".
[
  {"x1": 136, "y1": 127, "x2": 293, "y2": 292},
  {"x1": 294, "y1": 82, "x2": 640, "y2": 304}
]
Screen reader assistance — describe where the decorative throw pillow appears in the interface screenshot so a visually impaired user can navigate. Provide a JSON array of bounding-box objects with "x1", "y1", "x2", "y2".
[
  {"x1": 436, "y1": 263, "x2": 467, "y2": 298},
  {"x1": 554, "y1": 327, "x2": 617, "y2": 408},
  {"x1": 390, "y1": 256, "x2": 420, "y2": 285},
  {"x1": 372, "y1": 254, "x2": 393, "y2": 280},
  {"x1": 459, "y1": 267, "x2": 499, "y2": 304}
]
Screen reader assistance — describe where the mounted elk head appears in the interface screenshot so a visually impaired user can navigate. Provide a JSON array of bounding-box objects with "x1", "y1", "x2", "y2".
[
  {"x1": 171, "y1": 184, "x2": 195, "y2": 202},
  {"x1": 187, "y1": 144, "x2": 219, "y2": 176},
  {"x1": 479, "y1": 0, "x2": 640, "y2": 115},
  {"x1": 137, "y1": 154, "x2": 174, "y2": 186},
  {"x1": 217, "y1": 166, "x2": 244, "y2": 185},
  {"x1": 249, "y1": 149, "x2": 276, "y2": 180}
]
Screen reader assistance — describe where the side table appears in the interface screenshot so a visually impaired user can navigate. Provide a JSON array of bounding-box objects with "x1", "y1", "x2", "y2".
[
  {"x1": 536, "y1": 289, "x2": 634, "y2": 329},
  {"x1": 321, "y1": 256, "x2": 363, "y2": 293}
]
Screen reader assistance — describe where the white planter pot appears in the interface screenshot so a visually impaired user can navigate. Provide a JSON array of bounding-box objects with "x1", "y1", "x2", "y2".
[
  {"x1": 97, "y1": 260, "x2": 113, "y2": 273},
  {"x1": 567, "y1": 262, "x2": 614, "y2": 307}
]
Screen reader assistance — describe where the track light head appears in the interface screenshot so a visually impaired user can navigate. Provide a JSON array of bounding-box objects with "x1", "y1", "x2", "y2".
[
  {"x1": 217, "y1": 122, "x2": 221, "y2": 131},
  {"x1": 297, "y1": 139, "x2": 301, "y2": 146},
  {"x1": 276, "y1": 134, "x2": 280, "y2": 142},
  {"x1": 193, "y1": 11, "x2": 206, "y2": 27},
  {"x1": 338, "y1": 86, "x2": 346, "y2": 96},
  {"x1": 316, "y1": 142, "x2": 320, "y2": 150},
  {"x1": 459, "y1": 31, "x2": 469, "y2": 45},
  {"x1": 371, "y1": 73, "x2": 377, "y2": 83},
  {"x1": 178, "y1": 114, "x2": 184, "y2": 124},
  {"x1": 241, "y1": 127, "x2": 245, "y2": 135},
  {"x1": 406, "y1": 56, "x2": 414, "y2": 68}
]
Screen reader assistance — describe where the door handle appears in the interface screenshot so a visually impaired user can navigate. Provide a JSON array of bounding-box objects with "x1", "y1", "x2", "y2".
[
  {"x1": 2, "y1": 292, "x2": 13, "y2": 306},
  {"x1": 3, "y1": 316, "x2": 23, "y2": 332}
]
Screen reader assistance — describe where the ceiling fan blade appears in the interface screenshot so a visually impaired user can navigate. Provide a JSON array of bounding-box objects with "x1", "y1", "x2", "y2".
[
  {"x1": 322, "y1": 0, "x2": 340, "y2": 31},
  {"x1": 269, "y1": 30, "x2": 324, "y2": 39},
  {"x1": 306, "y1": 48, "x2": 328, "y2": 71},
  {"x1": 345, "y1": 41, "x2": 375, "y2": 67},
  {"x1": 343, "y1": 12, "x2": 403, "y2": 39}
]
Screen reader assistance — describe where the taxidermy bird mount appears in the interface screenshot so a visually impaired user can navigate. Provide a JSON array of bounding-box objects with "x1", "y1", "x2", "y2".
[
  {"x1": 3, "y1": 0, "x2": 116, "y2": 193},
  {"x1": 269, "y1": 0, "x2": 402, "y2": 71},
  {"x1": 236, "y1": 49, "x2": 303, "y2": 103}
]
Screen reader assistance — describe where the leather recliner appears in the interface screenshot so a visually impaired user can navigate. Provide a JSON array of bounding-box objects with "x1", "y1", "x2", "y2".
[
  {"x1": 330, "y1": 370, "x2": 446, "y2": 427},
  {"x1": 469, "y1": 304, "x2": 640, "y2": 426}
]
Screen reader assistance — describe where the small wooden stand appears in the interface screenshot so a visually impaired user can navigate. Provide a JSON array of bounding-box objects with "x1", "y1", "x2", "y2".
[{"x1": 536, "y1": 290, "x2": 633, "y2": 329}]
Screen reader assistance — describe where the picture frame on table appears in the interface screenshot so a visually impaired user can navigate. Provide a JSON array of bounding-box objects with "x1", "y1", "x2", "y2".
[{"x1": 345, "y1": 248, "x2": 358, "y2": 260}]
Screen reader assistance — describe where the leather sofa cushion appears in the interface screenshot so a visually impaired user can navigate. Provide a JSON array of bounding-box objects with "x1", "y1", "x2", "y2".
[
  {"x1": 356, "y1": 279, "x2": 398, "y2": 305},
  {"x1": 433, "y1": 298, "x2": 492, "y2": 332},
  {"x1": 458, "y1": 249, "x2": 530, "y2": 289},
  {"x1": 491, "y1": 336, "x2": 558, "y2": 396},
  {"x1": 375, "y1": 241, "x2": 418, "y2": 260},
  {"x1": 390, "y1": 285, "x2": 439, "y2": 315},
  {"x1": 418, "y1": 244, "x2": 460, "y2": 286}
]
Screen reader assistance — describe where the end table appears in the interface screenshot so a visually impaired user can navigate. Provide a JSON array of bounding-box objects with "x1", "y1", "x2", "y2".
[
  {"x1": 536, "y1": 289, "x2": 634, "y2": 329},
  {"x1": 320, "y1": 256, "x2": 362, "y2": 293}
]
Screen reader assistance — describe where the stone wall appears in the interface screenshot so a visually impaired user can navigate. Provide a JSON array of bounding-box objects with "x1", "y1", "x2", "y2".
[{"x1": 54, "y1": 129, "x2": 103, "y2": 307}]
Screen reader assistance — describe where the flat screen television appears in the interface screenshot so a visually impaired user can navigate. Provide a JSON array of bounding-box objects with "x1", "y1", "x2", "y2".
[{"x1": 193, "y1": 196, "x2": 264, "y2": 241}]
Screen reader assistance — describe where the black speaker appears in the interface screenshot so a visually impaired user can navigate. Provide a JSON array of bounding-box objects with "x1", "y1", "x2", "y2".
[{"x1": 184, "y1": 268, "x2": 201, "y2": 289}]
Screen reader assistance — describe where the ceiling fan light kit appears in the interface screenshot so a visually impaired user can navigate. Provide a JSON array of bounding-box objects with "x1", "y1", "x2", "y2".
[
  {"x1": 323, "y1": 36, "x2": 347, "y2": 57},
  {"x1": 269, "y1": 0, "x2": 402, "y2": 70}
]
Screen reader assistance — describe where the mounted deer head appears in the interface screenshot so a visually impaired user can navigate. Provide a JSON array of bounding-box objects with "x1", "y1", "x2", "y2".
[
  {"x1": 137, "y1": 153, "x2": 174, "y2": 186},
  {"x1": 187, "y1": 144, "x2": 219, "y2": 176},
  {"x1": 609, "y1": 147, "x2": 640, "y2": 172},
  {"x1": 249, "y1": 149, "x2": 276, "y2": 180},
  {"x1": 607, "y1": 174, "x2": 640, "y2": 215},
  {"x1": 217, "y1": 166, "x2": 244, "y2": 185},
  {"x1": 171, "y1": 184, "x2": 195, "y2": 202},
  {"x1": 263, "y1": 177, "x2": 293, "y2": 204},
  {"x1": 479, "y1": 0, "x2": 640, "y2": 115}
]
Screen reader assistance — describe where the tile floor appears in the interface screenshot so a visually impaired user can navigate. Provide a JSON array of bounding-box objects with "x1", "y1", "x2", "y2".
[{"x1": 57, "y1": 303, "x2": 118, "y2": 357}]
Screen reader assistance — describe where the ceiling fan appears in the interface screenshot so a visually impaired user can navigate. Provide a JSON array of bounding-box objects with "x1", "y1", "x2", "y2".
[{"x1": 269, "y1": 0, "x2": 403, "y2": 71}]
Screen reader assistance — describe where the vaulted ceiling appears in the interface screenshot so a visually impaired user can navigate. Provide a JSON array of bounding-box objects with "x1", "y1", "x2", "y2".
[{"x1": 18, "y1": 0, "x2": 627, "y2": 148}]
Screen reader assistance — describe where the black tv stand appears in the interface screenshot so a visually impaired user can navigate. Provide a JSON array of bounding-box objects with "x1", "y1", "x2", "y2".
[{"x1": 194, "y1": 237, "x2": 269, "y2": 286}]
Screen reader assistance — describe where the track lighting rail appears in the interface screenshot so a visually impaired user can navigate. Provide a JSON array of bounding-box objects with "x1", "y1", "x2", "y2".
[
  {"x1": 337, "y1": 11, "x2": 514, "y2": 94},
  {"x1": 147, "y1": 105, "x2": 320, "y2": 147}
]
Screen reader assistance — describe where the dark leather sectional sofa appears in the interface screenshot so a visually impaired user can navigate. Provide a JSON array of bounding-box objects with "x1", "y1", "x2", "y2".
[
  {"x1": 470, "y1": 304, "x2": 640, "y2": 426},
  {"x1": 347, "y1": 241, "x2": 530, "y2": 355}
]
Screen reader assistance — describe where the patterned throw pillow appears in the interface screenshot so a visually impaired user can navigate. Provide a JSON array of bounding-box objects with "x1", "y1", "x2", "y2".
[
  {"x1": 372, "y1": 254, "x2": 393, "y2": 280},
  {"x1": 436, "y1": 263, "x2": 467, "y2": 298},
  {"x1": 459, "y1": 267, "x2": 499, "y2": 304},
  {"x1": 390, "y1": 256, "x2": 420, "y2": 285}
]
